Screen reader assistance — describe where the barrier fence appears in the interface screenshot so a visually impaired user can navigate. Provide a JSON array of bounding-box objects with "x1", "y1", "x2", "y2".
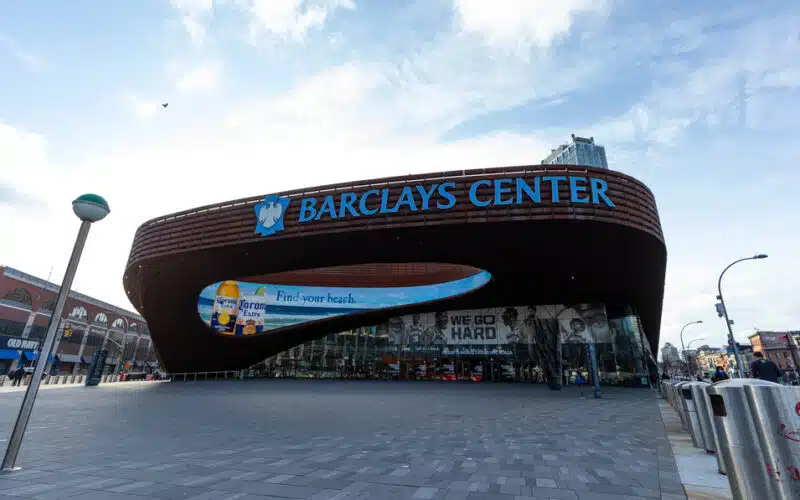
[
  {"x1": 661, "y1": 377, "x2": 800, "y2": 500},
  {"x1": 0, "y1": 370, "x2": 247, "y2": 388},
  {"x1": 0, "y1": 373, "x2": 158, "y2": 387},
  {"x1": 169, "y1": 371, "x2": 242, "y2": 382}
]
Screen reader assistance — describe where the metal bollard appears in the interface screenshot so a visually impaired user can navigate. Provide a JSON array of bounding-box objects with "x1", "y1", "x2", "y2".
[
  {"x1": 691, "y1": 382, "x2": 720, "y2": 457},
  {"x1": 673, "y1": 381, "x2": 691, "y2": 430},
  {"x1": 745, "y1": 382, "x2": 800, "y2": 499},
  {"x1": 681, "y1": 382, "x2": 705, "y2": 449},
  {"x1": 707, "y1": 379, "x2": 779, "y2": 499}
]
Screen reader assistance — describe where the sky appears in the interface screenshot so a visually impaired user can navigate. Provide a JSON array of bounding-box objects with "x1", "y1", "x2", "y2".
[{"x1": 1, "y1": 0, "x2": 798, "y2": 354}]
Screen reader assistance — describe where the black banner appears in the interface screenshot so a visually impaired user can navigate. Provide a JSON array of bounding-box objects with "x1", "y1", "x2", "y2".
[{"x1": 85, "y1": 349, "x2": 108, "y2": 387}]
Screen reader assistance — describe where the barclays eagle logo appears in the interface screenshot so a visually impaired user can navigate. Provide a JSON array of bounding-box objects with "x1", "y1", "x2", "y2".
[{"x1": 254, "y1": 195, "x2": 290, "y2": 237}]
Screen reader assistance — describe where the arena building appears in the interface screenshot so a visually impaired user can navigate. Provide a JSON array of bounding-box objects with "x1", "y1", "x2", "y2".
[{"x1": 124, "y1": 165, "x2": 666, "y2": 387}]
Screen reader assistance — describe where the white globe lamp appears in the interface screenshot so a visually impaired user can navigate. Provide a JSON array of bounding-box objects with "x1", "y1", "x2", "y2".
[{"x1": 72, "y1": 194, "x2": 110, "y2": 222}]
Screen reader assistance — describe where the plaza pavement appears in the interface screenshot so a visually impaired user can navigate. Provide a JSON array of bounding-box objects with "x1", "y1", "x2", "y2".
[{"x1": 0, "y1": 380, "x2": 687, "y2": 500}]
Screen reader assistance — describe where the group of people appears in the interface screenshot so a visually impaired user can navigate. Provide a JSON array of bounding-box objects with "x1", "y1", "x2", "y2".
[
  {"x1": 665, "y1": 351, "x2": 784, "y2": 383},
  {"x1": 712, "y1": 351, "x2": 784, "y2": 382}
]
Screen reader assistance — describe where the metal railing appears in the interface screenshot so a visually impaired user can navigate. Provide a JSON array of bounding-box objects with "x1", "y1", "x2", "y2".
[{"x1": 168, "y1": 371, "x2": 242, "y2": 382}]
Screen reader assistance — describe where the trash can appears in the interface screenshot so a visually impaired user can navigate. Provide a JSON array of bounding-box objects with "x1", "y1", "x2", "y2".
[
  {"x1": 681, "y1": 382, "x2": 705, "y2": 449},
  {"x1": 689, "y1": 381, "x2": 716, "y2": 454},
  {"x1": 707, "y1": 378, "x2": 779, "y2": 499},
  {"x1": 674, "y1": 381, "x2": 691, "y2": 430},
  {"x1": 667, "y1": 381, "x2": 677, "y2": 408},
  {"x1": 744, "y1": 382, "x2": 800, "y2": 499}
]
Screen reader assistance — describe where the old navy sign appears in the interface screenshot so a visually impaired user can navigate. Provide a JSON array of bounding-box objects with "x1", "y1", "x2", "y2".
[
  {"x1": 255, "y1": 176, "x2": 614, "y2": 237},
  {"x1": 0, "y1": 334, "x2": 40, "y2": 351}
]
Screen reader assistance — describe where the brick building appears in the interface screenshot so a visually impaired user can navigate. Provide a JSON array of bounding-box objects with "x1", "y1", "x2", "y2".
[
  {"x1": 0, "y1": 266, "x2": 157, "y2": 375},
  {"x1": 749, "y1": 331, "x2": 800, "y2": 375}
]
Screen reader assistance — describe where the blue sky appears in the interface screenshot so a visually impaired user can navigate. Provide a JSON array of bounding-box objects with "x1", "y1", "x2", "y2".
[{"x1": 1, "y1": 0, "x2": 798, "y2": 353}]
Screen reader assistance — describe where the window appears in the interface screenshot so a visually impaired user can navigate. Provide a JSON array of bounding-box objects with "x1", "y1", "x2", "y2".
[
  {"x1": 3, "y1": 287, "x2": 33, "y2": 306},
  {"x1": 0, "y1": 319, "x2": 26, "y2": 336}
]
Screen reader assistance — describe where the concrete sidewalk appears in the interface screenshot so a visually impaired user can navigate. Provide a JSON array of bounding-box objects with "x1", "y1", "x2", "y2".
[
  {"x1": 0, "y1": 380, "x2": 688, "y2": 499},
  {"x1": 657, "y1": 400, "x2": 732, "y2": 500}
]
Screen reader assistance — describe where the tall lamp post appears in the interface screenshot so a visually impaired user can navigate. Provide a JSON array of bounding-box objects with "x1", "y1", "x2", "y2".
[
  {"x1": 717, "y1": 254, "x2": 768, "y2": 378},
  {"x1": 680, "y1": 321, "x2": 703, "y2": 360},
  {"x1": 686, "y1": 337, "x2": 706, "y2": 375},
  {"x1": 2, "y1": 194, "x2": 109, "y2": 472}
]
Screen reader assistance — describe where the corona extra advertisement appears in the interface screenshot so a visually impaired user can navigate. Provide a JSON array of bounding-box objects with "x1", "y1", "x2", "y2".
[{"x1": 197, "y1": 271, "x2": 492, "y2": 336}]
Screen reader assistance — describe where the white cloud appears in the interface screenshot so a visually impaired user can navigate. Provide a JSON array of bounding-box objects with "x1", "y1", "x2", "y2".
[
  {"x1": 170, "y1": 0, "x2": 214, "y2": 47},
  {"x1": 244, "y1": 0, "x2": 355, "y2": 42},
  {"x1": 0, "y1": 34, "x2": 49, "y2": 72},
  {"x1": 453, "y1": 0, "x2": 607, "y2": 52},
  {"x1": 171, "y1": 59, "x2": 223, "y2": 92},
  {"x1": 126, "y1": 95, "x2": 161, "y2": 120},
  {"x1": 182, "y1": 17, "x2": 208, "y2": 47}
]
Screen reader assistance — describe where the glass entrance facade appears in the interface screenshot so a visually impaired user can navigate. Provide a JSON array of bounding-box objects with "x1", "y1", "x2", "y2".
[{"x1": 249, "y1": 303, "x2": 658, "y2": 387}]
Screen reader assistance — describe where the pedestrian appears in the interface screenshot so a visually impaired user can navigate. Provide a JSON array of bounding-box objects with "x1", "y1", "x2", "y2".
[
  {"x1": 750, "y1": 352, "x2": 782, "y2": 383},
  {"x1": 711, "y1": 366, "x2": 729, "y2": 383},
  {"x1": 11, "y1": 367, "x2": 23, "y2": 387}
]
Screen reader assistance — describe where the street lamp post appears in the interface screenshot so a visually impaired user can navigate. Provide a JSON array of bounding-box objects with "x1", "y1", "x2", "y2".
[
  {"x1": 680, "y1": 320, "x2": 703, "y2": 360},
  {"x1": 1, "y1": 194, "x2": 109, "y2": 472},
  {"x1": 717, "y1": 254, "x2": 768, "y2": 378},
  {"x1": 685, "y1": 337, "x2": 706, "y2": 376}
]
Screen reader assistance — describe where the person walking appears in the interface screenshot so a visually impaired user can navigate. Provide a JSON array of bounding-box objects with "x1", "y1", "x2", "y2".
[
  {"x1": 750, "y1": 351, "x2": 782, "y2": 383},
  {"x1": 711, "y1": 366, "x2": 730, "y2": 382},
  {"x1": 11, "y1": 367, "x2": 23, "y2": 387}
]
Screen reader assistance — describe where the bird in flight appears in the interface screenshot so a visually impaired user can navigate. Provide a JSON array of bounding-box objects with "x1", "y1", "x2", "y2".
[{"x1": 162, "y1": 103, "x2": 168, "y2": 108}]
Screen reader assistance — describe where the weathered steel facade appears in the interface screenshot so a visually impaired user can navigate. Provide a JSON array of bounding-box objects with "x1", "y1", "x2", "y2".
[{"x1": 124, "y1": 165, "x2": 666, "y2": 373}]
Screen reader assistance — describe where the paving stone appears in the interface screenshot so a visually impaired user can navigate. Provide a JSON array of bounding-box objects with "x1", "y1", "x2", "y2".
[{"x1": 0, "y1": 381, "x2": 683, "y2": 500}]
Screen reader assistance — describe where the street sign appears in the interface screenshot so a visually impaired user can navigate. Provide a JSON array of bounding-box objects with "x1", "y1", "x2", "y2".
[{"x1": 85, "y1": 349, "x2": 108, "y2": 387}]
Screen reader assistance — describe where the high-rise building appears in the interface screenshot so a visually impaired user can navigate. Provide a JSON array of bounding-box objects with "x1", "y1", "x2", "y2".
[
  {"x1": 542, "y1": 134, "x2": 609, "y2": 169},
  {"x1": 660, "y1": 342, "x2": 680, "y2": 363}
]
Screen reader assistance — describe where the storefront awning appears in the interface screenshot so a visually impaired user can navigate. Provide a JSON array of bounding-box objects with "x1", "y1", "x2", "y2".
[
  {"x1": 81, "y1": 356, "x2": 93, "y2": 364},
  {"x1": 23, "y1": 352, "x2": 55, "y2": 362},
  {"x1": 58, "y1": 354, "x2": 82, "y2": 363},
  {"x1": 0, "y1": 349, "x2": 20, "y2": 360}
]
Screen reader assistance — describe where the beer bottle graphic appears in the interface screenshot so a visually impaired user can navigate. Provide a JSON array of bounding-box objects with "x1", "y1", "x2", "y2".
[{"x1": 210, "y1": 280, "x2": 240, "y2": 335}]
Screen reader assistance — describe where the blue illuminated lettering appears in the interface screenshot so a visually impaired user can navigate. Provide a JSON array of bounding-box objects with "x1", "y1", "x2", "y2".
[
  {"x1": 299, "y1": 198, "x2": 317, "y2": 223},
  {"x1": 437, "y1": 183, "x2": 456, "y2": 209},
  {"x1": 516, "y1": 177, "x2": 541, "y2": 204},
  {"x1": 469, "y1": 180, "x2": 492, "y2": 207},
  {"x1": 590, "y1": 178, "x2": 615, "y2": 207},
  {"x1": 339, "y1": 192, "x2": 359, "y2": 217},
  {"x1": 543, "y1": 176, "x2": 566, "y2": 203},
  {"x1": 315, "y1": 195, "x2": 338, "y2": 220},
  {"x1": 494, "y1": 178, "x2": 513, "y2": 206},
  {"x1": 569, "y1": 176, "x2": 590, "y2": 204},
  {"x1": 380, "y1": 188, "x2": 397, "y2": 213},
  {"x1": 291, "y1": 175, "x2": 613, "y2": 226},
  {"x1": 393, "y1": 186, "x2": 418, "y2": 212},
  {"x1": 416, "y1": 184, "x2": 438, "y2": 210},
  {"x1": 359, "y1": 189, "x2": 379, "y2": 215}
]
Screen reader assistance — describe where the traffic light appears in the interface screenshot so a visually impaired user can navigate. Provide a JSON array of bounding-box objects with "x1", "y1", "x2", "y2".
[{"x1": 63, "y1": 323, "x2": 72, "y2": 338}]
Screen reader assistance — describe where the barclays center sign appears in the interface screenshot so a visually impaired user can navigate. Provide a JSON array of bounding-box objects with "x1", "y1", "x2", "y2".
[{"x1": 255, "y1": 175, "x2": 615, "y2": 237}]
